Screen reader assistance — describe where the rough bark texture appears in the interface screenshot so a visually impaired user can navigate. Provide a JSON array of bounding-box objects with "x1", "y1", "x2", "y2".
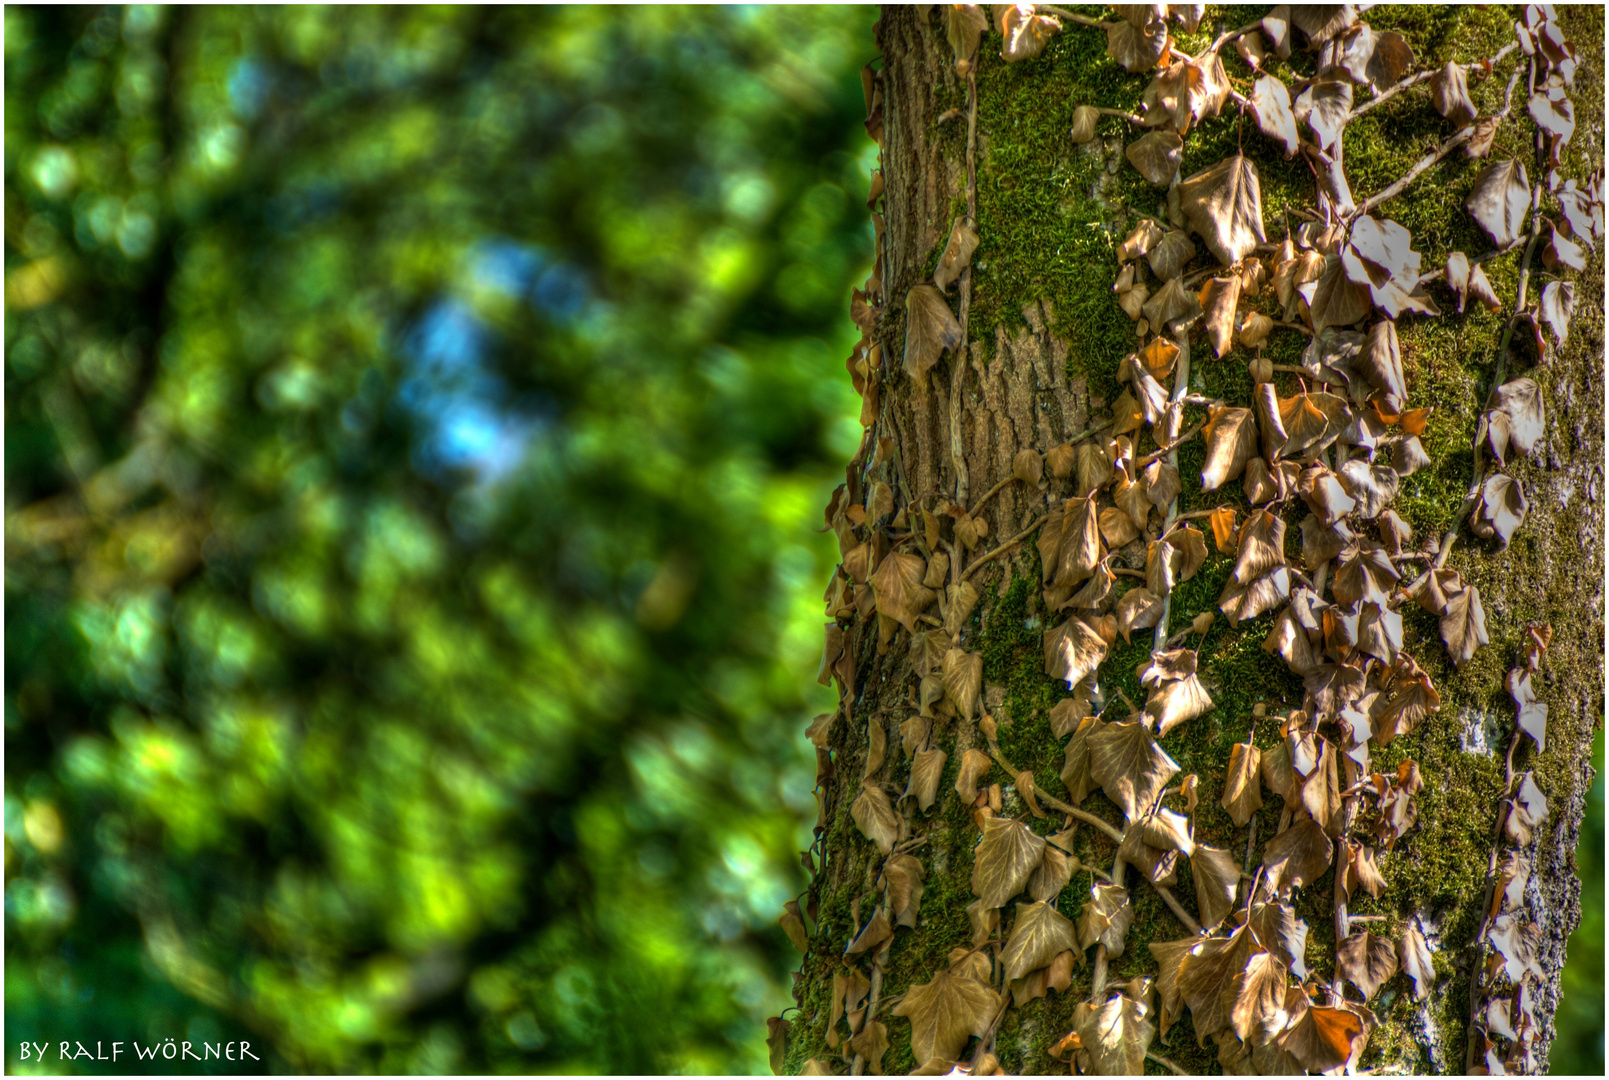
[{"x1": 788, "y1": 5, "x2": 1602, "y2": 1075}]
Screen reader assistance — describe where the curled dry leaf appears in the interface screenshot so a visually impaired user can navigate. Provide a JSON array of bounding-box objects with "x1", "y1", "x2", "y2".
[
  {"x1": 1076, "y1": 882, "x2": 1135, "y2": 958},
  {"x1": 1148, "y1": 229, "x2": 1196, "y2": 281},
  {"x1": 1294, "y1": 77, "x2": 1352, "y2": 151},
  {"x1": 1277, "y1": 996, "x2": 1366, "y2": 1074},
  {"x1": 1062, "y1": 714, "x2": 1105, "y2": 804},
  {"x1": 1106, "y1": 16, "x2": 1168, "y2": 73},
  {"x1": 1291, "y1": 4, "x2": 1357, "y2": 45},
  {"x1": 1539, "y1": 279, "x2": 1576, "y2": 349},
  {"x1": 903, "y1": 284, "x2": 962, "y2": 390},
  {"x1": 1127, "y1": 129, "x2": 1185, "y2": 188},
  {"x1": 892, "y1": 963, "x2": 1003, "y2": 1065},
  {"x1": 1400, "y1": 920, "x2": 1435, "y2": 1002},
  {"x1": 1262, "y1": 816, "x2": 1333, "y2": 892},
  {"x1": 1430, "y1": 61, "x2": 1477, "y2": 126},
  {"x1": 1070, "y1": 989, "x2": 1154, "y2": 1074},
  {"x1": 956, "y1": 747, "x2": 994, "y2": 806},
  {"x1": 1142, "y1": 276, "x2": 1203, "y2": 329},
  {"x1": 1118, "y1": 218, "x2": 1165, "y2": 263},
  {"x1": 1505, "y1": 771, "x2": 1549, "y2": 847},
  {"x1": 1191, "y1": 844, "x2": 1242, "y2": 932},
  {"x1": 945, "y1": 4, "x2": 989, "y2": 71},
  {"x1": 934, "y1": 219, "x2": 980, "y2": 292},
  {"x1": 1471, "y1": 472, "x2": 1529, "y2": 547},
  {"x1": 1467, "y1": 160, "x2": 1533, "y2": 249},
  {"x1": 999, "y1": 4, "x2": 1060, "y2": 62},
  {"x1": 1440, "y1": 578, "x2": 1490, "y2": 669},
  {"x1": 909, "y1": 746, "x2": 948, "y2": 811},
  {"x1": 1089, "y1": 719, "x2": 1181, "y2": 821},
  {"x1": 972, "y1": 815, "x2": 1047, "y2": 908},
  {"x1": 799, "y1": 1057, "x2": 835, "y2": 1075},
  {"x1": 1201, "y1": 275, "x2": 1242, "y2": 357},
  {"x1": 1178, "y1": 155, "x2": 1267, "y2": 267},
  {"x1": 870, "y1": 550, "x2": 935, "y2": 634},
  {"x1": 1199, "y1": 405, "x2": 1259, "y2": 492},
  {"x1": 781, "y1": 899, "x2": 809, "y2": 953},
  {"x1": 1221, "y1": 742, "x2": 1264, "y2": 826},
  {"x1": 1336, "y1": 929, "x2": 1399, "y2": 1001},
  {"x1": 847, "y1": 1021, "x2": 888, "y2": 1075},
  {"x1": 1028, "y1": 843, "x2": 1075, "y2": 903},
  {"x1": 1116, "y1": 586, "x2": 1165, "y2": 641},
  {"x1": 1508, "y1": 666, "x2": 1549, "y2": 752},
  {"x1": 884, "y1": 852, "x2": 926, "y2": 931},
  {"x1": 1000, "y1": 900, "x2": 1079, "y2": 981},
  {"x1": 1175, "y1": 926, "x2": 1253, "y2": 1041},
  {"x1": 845, "y1": 908, "x2": 893, "y2": 956},
  {"x1": 1249, "y1": 898, "x2": 1310, "y2": 979},
  {"x1": 1045, "y1": 614, "x2": 1109, "y2": 689},
  {"x1": 1250, "y1": 75, "x2": 1300, "y2": 156},
  {"x1": 852, "y1": 780, "x2": 901, "y2": 855},
  {"x1": 767, "y1": 1016, "x2": 789, "y2": 1075}
]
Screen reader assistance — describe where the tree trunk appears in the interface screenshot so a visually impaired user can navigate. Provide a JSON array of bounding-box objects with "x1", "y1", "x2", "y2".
[{"x1": 784, "y1": 5, "x2": 1602, "y2": 1076}]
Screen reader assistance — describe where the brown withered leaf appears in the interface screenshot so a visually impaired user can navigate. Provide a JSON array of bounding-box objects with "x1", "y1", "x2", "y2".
[
  {"x1": 1200, "y1": 275, "x2": 1242, "y2": 360},
  {"x1": 943, "y1": 648, "x2": 984, "y2": 720},
  {"x1": 1144, "y1": 459, "x2": 1182, "y2": 513},
  {"x1": 1277, "y1": 997, "x2": 1365, "y2": 1074},
  {"x1": 1191, "y1": 844, "x2": 1242, "y2": 932},
  {"x1": 846, "y1": 908, "x2": 893, "y2": 957},
  {"x1": 934, "y1": 219, "x2": 980, "y2": 291},
  {"x1": 1505, "y1": 771, "x2": 1549, "y2": 847},
  {"x1": 945, "y1": 4, "x2": 989, "y2": 70},
  {"x1": 799, "y1": 1057, "x2": 835, "y2": 1075},
  {"x1": 1145, "y1": 669, "x2": 1214, "y2": 737},
  {"x1": 1372, "y1": 667, "x2": 1440, "y2": 746},
  {"x1": 1430, "y1": 61, "x2": 1476, "y2": 125},
  {"x1": 945, "y1": 579, "x2": 980, "y2": 637},
  {"x1": 1148, "y1": 937, "x2": 1196, "y2": 1038},
  {"x1": 1062, "y1": 714, "x2": 1106, "y2": 804},
  {"x1": 1299, "y1": 464, "x2": 1356, "y2": 526},
  {"x1": 828, "y1": 967, "x2": 870, "y2": 1048},
  {"x1": 1049, "y1": 683, "x2": 1094, "y2": 738},
  {"x1": 1308, "y1": 256, "x2": 1373, "y2": 336},
  {"x1": 1116, "y1": 586, "x2": 1165, "y2": 642},
  {"x1": 1000, "y1": 900, "x2": 1079, "y2": 981},
  {"x1": 767, "y1": 1016, "x2": 790, "y2": 1075},
  {"x1": 972, "y1": 815, "x2": 1047, "y2": 908},
  {"x1": 1142, "y1": 276, "x2": 1203, "y2": 329},
  {"x1": 1114, "y1": 466, "x2": 1152, "y2": 527},
  {"x1": 1486, "y1": 377, "x2": 1545, "y2": 465},
  {"x1": 1471, "y1": 472, "x2": 1529, "y2": 548},
  {"x1": 1221, "y1": 743, "x2": 1264, "y2": 826},
  {"x1": 1089, "y1": 719, "x2": 1181, "y2": 821},
  {"x1": 1291, "y1": 4, "x2": 1357, "y2": 45},
  {"x1": 848, "y1": 1020, "x2": 888, "y2": 1075},
  {"x1": 1488, "y1": 912, "x2": 1544, "y2": 983},
  {"x1": 1494, "y1": 851, "x2": 1531, "y2": 916},
  {"x1": 781, "y1": 900, "x2": 809, "y2": 953},
  {"x1": 1466, "y1": 115, "x2": 1500, "y2": 158},
  {"x1": 909, "y1": 746, "x2": 948, "y2": 812},
  {"x1": 1118, "y1": 218, "x2": 1165, "y2": 264},
  {"x1": 1045, "y1": 615, "x2": 1109, "y2": 689},
  {"x1": 870, "y1": 551, "x2": 934, "y2": 634},
  {"x1": 864, "y1": 717, "x2": 887, "y2": 780},
  {"x1": 1333, "y1": 541, "x2": 1398, "y2": 607},
  {"x1": 1201, "y1": 406, "x2": 1258, "y2": 492},
  {"x1": 1467, "y1": 160, "x2": 1532, "y2": 249},
  {"x1": 1000, "y1": 4, "x2": 1060, "y2": 62},
  {"x1": 1294, "y1": 76, "x2": 1352, "y2": 151},
  {"x1": 1229, "y1": 949, "x2": 1291, "y2": 1045},
  {"x1": 1106, "y1": 16, "x2": 1168, "y2": 73},
  {"x1": 956, "y1": 747, "x2": 994, "y2": 806},
  {"x1": 1076, "y1": 439, "x2": 1115, "y2": 496},
  {"x1": 893, "y1": 964, "x2": 1002, "y2": 1065},
  {"x1": 1264, "y1": 605, "x2": 1321, "y2": 675},
  {"x1": 1070, "y1": 104, "x2": 1099, "y2": 144},
  {"x1": 1539, "y1": 279, "x2": 1576, "y2": 349},
  {"x1": 1509, "y1": 667, "x2": 1548, "y2": 752},
  {"x1": 1148, "y1": 231, "x2": 1197, "y2": 283},
  {"x1": 967, "y1": 897, "x2": 1000, "y2": 949},
  {"x1": 1400, "y1": 920, "x2": 1434, "y2": 1002},
  {"x1": 1440, "y1": 579, "x2": 1489, "y2": 669},
  {"x1": 1028, "y1": 843, "x2": 1076, "y2": 903},
  {"x1": 1249, "y1": 899, "x2": 1310, "y2": 978},
  {"x1": 1338, "y1": 459, "x2": 1400, "y2": 521},
  {"x1": 1076, "y1": 882, "x2": 1135, "y2": 958},
  {"x1": 852, "y1": 781, "x2": 901, "y2": 854},
  {"x1": 1177, "y1": 926, "x2": 1254, "y2": 1041},
  {"x1": 1262, "y1": 816, "x2": 1333, "y2": 892},
  {"x1": 1250, "y1": 74, "x2": 1300, "y2": 156},
  {"x1": 1233, "y1": 508, "x2": 1287, "y2": 585},
  {"x1": 1338, "y1": 839, "x2": 1386, "y2": 904},
  {"x1": 1127, "y1": 130, "x2": 1185, "y2": 187},
  {"x1": 903, "y1": 284, "x2": 962, "y2": 390},
  {"x1": 1336, "y1": 929, "x2": 1398, "y2": 1001},
  {"x1": 1209, "y1": 504, "x2": 1238, "y2": 553},
  {"x1": 1013, "y1": 447, "x2": 1045, "y2": 488},
  {"x1": 884, "y1": 852, "x2": 926, "y2": 930},
  {"x1": 1071, "y1": 990, "x2": 1154, "y2": 1075},
  {"x1": 1218, "y1": 566, "x2": 1291, "y2": 626},
  {"x1": 1178, "y1": 155, "x2": 1267, "y2": 267}
]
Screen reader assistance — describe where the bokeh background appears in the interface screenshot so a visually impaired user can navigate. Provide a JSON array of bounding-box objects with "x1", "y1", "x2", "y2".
[{"x1": 2, "y1": 4, "x2": 1600, "y2": 1075}]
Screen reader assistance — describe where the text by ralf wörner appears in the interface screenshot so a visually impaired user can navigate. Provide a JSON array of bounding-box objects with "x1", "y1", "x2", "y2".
[{"x1": 19, "y1": 1039, "x2": 261, "y2": 1064}]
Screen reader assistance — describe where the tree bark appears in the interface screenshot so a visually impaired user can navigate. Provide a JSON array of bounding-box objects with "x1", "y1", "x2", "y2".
[{"x1": 785, "y1": 5, "x2": 1602, "y2": 1075}]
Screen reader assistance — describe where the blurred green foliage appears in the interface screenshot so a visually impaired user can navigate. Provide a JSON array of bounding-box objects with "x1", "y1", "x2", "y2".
[{"x1": 5, "y1": 5, "x2": 875, "y2": 1072}]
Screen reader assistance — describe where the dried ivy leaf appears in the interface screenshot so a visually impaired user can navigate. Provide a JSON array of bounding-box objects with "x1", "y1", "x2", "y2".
[
  {"x1": 1336, "y1": 929, "x2": 1398, "y2": 1001},
  {"x1": 1291, "y1": 4, "x2": 1356, "y2": 45},
  {"x1": 1359, "y1": 320, "x2": 1407, "y2": 402},
  {"x1": 781, "y1": 900, "x2": 810, "y2": 953},
  {"x1": 884, "y1": 853, "x2": 927, "y2": 931},
  {"x1": 1106, "y1": 16, "x2": 1168, "y2": 73},
  {"x1": 1249, "y1": 75, "x2": 1300, "y2": 156},
  {"x1": 848, "y1": 1020, "x2": 889, "y2": 1075},
  {"x1": 1430, "y1": 61, "x2": 1477, "y2": 126},
  {"x1": 1062, "y1": 713, "x2": 1105, "y2": 803},
  {"x1": 1178, "y1": 156, "x2": 1267, "y2": 267},
  {"x1": 1505, "y1": 771, "x2": 1549, "y2": 847},
  {"x1": 846, "y1": 908, "x2": 894, "y2": 956},
  {"x1": 1176, "y1": 926, "x2": 1254, "y2": 1041},
  {"x1": 1249, "y1": 899, "x2": 1310, "y2": 979},
  {"x1": 1049, "y1": 688, "x2": 1092, "y2": 739},
  {"x1": 1333, "y1": 541, "x2": 1398, "y2": 607},
  {"x1": 1218, "y1": 566, "x2": 1291, "y2": 626},
  {"x1": 1070, "y1": 104, "x2": 1100, "y2": 144},
  {"x1": 934, "y1": 219, "x2": 980, "y2": 291},
  {"x1": 1142, "y1": 276, "x2": 1203, "y2": 331},
  {"x1": 972, "y1": 815, "x2": 1047, "y2": 908},
  {"x1": 1440, "y1": 579, "x2": 1489, "y2": 669},
  {"x1": 1529, "y1": 85, "x2": 1576, "y2": 158},
  {"x1": 1077, "y1": 882, "x2": 1135, "y2": 958},
  {"x1": 1076, "y1": 439, "x2": 1115, "y2": 496},
  {"x1": 1115, "y1": 586, "x2": 1165, "y2": 642},
  {"x1": 1191, "y1": 844, "x2": 1242, "y2": 932},
  {"x1": 1539, "y1": 279, "x2": 1576, "y2": 349},
  {"x1": 1000, "y1": 4, "x2": 1061, "y2": 62},
  {"x1": 1342, "y1": 25, "x2": 1413, "y2": 92},
  {"x1": 944, "y1": 648, "x2": 985, "y2": 720},
  {"x1": 1400, "y1": 921, "x2": 1434, "y2": 1002},
  {"x1": 1372, "y1": 666, "x2": 1440, "y2": 746},
  {"x1": 1471, "y1": 472, "x2": 1529, "y2": 547},
  {"x1": 1145, "y1": 668, "x2": 1214, "y2": 737},
  {"x1": 852, "y1": 781, "x2": 902, "y2": 854},
  {"x1": 945, "y1": 580, "x2": 980, "y2": 637},
  {"x1": 905, "y1": 746, "x2": 947, "y2": 812},
  {"x1": 1338, "y1": 458, "x2": 1400, "y2": 521},
  {"x1": 1308, "y1": 256, "x2": 1373, "y2": 335},
  {"x1": 1089, "y1": 719, "x2": 1181, "y2": 821},
  {"x1": 1144, "y1": 459, "x2": 1182, "y2": 513},
  {"x1": 893, "y1": 964, "x2": 1002, "y2": 1065},
  {"x1": 799, "y1": 1057, "x2": 836, "y2": 1075},
  {"x1": 1277, "y1": 998, "x2": 1364, "y2": 1073},
  {"x1": 1045, "y1": 615, "x2": 1109, "y2": 689},
  {"x1": 1070, "y1": 990, "x2": 1154, "y2": 1075},
  {"x1": 1233, "y1": 508, "x2": 1287, "y2": 585},
  {"x1": 871, "y1": 550, "x2": 936, "y2": 634},
  {"x1": 1001, "y1": 900, "x2": 1079, "y2": 981},
  {"x1": 956, "y1": 747, "x2": 994, "y2": 806},
  {"x1": 1509, "y1": 667, "x2": 1548, "y2": 752},
  {"x1": 1489, "y1": 912, "x2": 1544, "y2": 983},
  {"x1": 1467, "y1": 160, "x2": 1532, "y2": 249},
  {"x1": 767, "y1": 1016, "x2": 790, "y2": 1075},
  {"x1": 1200, "y1": 275, "x2": 1242, "y2": 358},
  {"x1": 1118, "y1": 219, "x2": 1165, "y2": 264},
  {"x1": 1262, "y1": 816, "x2": 1333, "y2": 892},
  {"x1": 1028, "y1": 843, "x2": 1076, "y2": 903},
  {"x1": 903, "y1": 284, "x2": 962, "y2": 390},
  {"x1": 945, "y1": 4, "x2": 989, "y2": 71},
  {"x1": 1229, "y1": 950, "x2": 1291, "y2": 1045},
  {"x1": 863, "y1": 716, "x2": 888, "y2": 781},
  {"x1": 1544, "y1": 218, "x2": 1587, "y2": 272},
  {"x1": 1294, "y1": 77, "x2": 1352, "y2": 151},
  {"x1": 1148, "y1": 229, "x2": 1196, "y2": 282},
  {"x1": 1126, "y1": 130, "x2": 1185, "y2": 188},
  {"x1": 1097, "y1": 507, "x2": 1139, "y2": 552},
  {"x1": 1221, "y1": 742, "x2": 1264, "y2": 826}
]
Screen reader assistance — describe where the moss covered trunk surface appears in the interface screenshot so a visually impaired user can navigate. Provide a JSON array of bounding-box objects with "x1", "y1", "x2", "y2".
[{"x1": 787, "y1": 5, "x2": 1602, "y2": 1075}]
